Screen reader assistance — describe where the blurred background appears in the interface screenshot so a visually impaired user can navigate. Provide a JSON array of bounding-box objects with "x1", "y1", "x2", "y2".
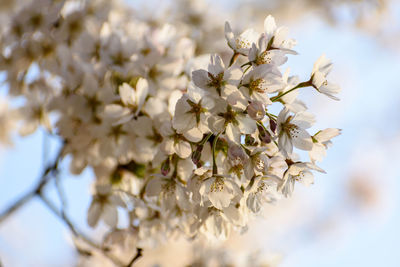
[{"x1": 0, "y1": 0, "x2": 400, "y2": 266}]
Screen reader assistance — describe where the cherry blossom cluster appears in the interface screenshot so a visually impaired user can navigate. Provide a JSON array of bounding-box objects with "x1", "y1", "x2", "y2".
[{"x1": 0, "y1": 0, "x2": 340, "y2": 246}]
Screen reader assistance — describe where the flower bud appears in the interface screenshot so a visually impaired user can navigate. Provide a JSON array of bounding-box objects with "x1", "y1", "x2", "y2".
[
  {"x1": 257, "y1": 124, "x2": 271, "y2": 144},
  {"x1": 245, "y1": 134, "x2": 256, "y2": 146},
  {"x1": 269, "y1": 118, "x2": 277, "y2": 133},
  {"x1": 161, "y1": 157, "x2": 170, "y2": 176},
  {"x1": 191, "y1": 145, "x2": 203, "y2": 165},
  {"x1": 247, "y1": 101, "x2": 266, "y2": 121}
]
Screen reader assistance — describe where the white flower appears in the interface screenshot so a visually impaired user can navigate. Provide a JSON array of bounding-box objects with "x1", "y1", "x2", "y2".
[
  {"x1": 224, "y1": 21, "x2": 259, "y2": 56},
  {"x1": 145, "y1": 175, "x2": 189, "y2": 212},
  {"x1": 172, "y1": 83, "x2": 214, "y2": 135},
  {"x1": 192, "y1": 54, "x2": 244, "y2": 105},
  {"x1": 160, "y1": 121, "x2": 201, "y2": 159},
  {"x1": 263, "y1": 15, "x2": 297, "y2": 53},
  {"x1": 246, "y1": 175, "x2": 281, "y2": 213},
  {"x1": 240, "y1": 64, "x2": 283, "y2": 104},
  {"x1": 311, "y1": 54, "x2": 341, "y2": 100},
  {"x1": 208, "y1": 101, "x2": 257, "y2": 144},
  {"x1": 18, "y1": 79, "x2": 52, "y2": 136},
  {"x1": 103, "y1": 79, "x2": 149, "y2": 125},
  {"x1": 128, "y1": 116, "x2": 163, "y2": 163},
  {"x1": 224, "y1": 143, "x2": 253, "y2": 183},
  {"x1": 199, "y1": 175, "x2": 242, "y2": 210},
  {"x1": 278, "y1": 162, "x2": 325, "y2": 197},
  {"x1": 248, "y1": 34, "x2": 289, "y2": 66},
  {"x1": 119, "y1": 79, "x2": 149, "y2": 115},
  {"x1": 87, "y1": 184, "x2": 125, "y2": 228},
  {"x1": 277, "y1": 108, "x2": 315, "y2": 156},
  {"x1": 200, "y1": 207, "x2": 231, "y2": 241},
  {"x1": 248, "y1": 146, "x2": 270, "y2": 175},
  {"x1": 309, "y1": 128, "x2": 341, "y2": 162}
]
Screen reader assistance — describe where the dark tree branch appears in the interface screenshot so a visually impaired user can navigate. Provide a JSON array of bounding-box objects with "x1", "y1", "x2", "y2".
[
  {"x1": 0, "y1": 145, "x2": 64, "y2": 223},
  {"x1": 126, "y1": 248, "x2": 143, "y2": 267},
  {"x1": 38, "y1": 194, "x2": 126, "y2": 267},
  {"x1": 0, "y1": 140, "x2": 144, "y2": 267}
]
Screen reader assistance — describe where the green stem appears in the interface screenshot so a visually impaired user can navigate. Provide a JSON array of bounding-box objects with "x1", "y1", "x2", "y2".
[
  {"x1": 266, "y1": 112, "x2": 277, "y2": 120},
  {"x1": 200, "y1": 132, "x2": 212, "y2": 146},
  {"x1": 243, "y1": 64, "x2": 252, "y2": 75},
  {"x1": 240, "y1": 62, "x2": 251, "y2": 68},
  {"x1": 212, "y1": 132, "x2": 221, "y2": 175},
  {"x1": 271, "y1": 81, "x2": 311, "y2": 102}
]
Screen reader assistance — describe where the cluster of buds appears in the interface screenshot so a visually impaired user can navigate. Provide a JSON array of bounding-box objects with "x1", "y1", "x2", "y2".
[{"x1": 0, "y1": 0, "x2": 340, "y2": 245}]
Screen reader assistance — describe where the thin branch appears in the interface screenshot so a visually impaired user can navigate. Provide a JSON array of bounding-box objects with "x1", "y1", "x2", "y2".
[
  {"x1": 0, "y1": 145, "x2": 64, "y2": 223},
  {"x1": 0, "y1": 141, "x2": 144, "y2": 267},
  {"x1": 125, "y1": 248, "x2": 143, "y2": 267},
  {"x1": 0, "y1": 190, "x2": 36, "y2": 224},
  {"x1": 270, "y1": 80, "x2": 312, "y2": 102},
  {"x1": 38, "y1": 193, "x2": 126, "y2": 267}
]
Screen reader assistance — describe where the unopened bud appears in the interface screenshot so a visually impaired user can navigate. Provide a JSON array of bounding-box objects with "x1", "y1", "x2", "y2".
[
  {"x1": 257, "y1": 124, "x2": 271, "y2": 144},
  {"x1": 269, "y1": 118, "x2": 277, "y2": 133},
  {"x1": 247, "y1": 101, "x2": 266, "y2": 121},
  {"x1": 245, "y1": 134, "x2": 256, "y2": 146},
  {"x1": 161, "y1": 158, "x2": 170, "y2": 176},
  {"x1": 191, "y1": 145, "x2": 203, "y2": 165}
]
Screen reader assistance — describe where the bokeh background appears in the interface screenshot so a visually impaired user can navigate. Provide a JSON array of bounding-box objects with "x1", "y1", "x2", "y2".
[{"x1": 1, "y1": 0, "x2": 400, "y2": 266}]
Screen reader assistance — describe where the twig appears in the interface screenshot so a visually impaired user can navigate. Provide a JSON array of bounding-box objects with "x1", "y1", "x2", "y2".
[
  {"x1": 38, "y1": 193, "x2": 126, "y2": 267},
  {"x1": 0, "y1": 190, "x2": 36, "y2": 223},
  {"x1": 0, "y1": 145, "x2": 64, "y2": 223},
  {"x1": 0, "y1": 141, "x2": 142, "y2": 267},
  {"x1": 125, "y1": 248, "x2": 143, "y2": 267}
]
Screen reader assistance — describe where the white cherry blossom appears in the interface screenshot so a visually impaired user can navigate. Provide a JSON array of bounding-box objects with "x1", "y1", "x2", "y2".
[
  {"x1": 192, "y1": 54, "x2": 243, "y2": 105},
  {"x1": 311, "y1": 54, "x2": 341, "y2": 100},
  {"x1": 277, "y1": 108, "x2": 315, "y2": 156},
  {"x1": 199, "y1": 175, "x2": 242, "y2": 210}
]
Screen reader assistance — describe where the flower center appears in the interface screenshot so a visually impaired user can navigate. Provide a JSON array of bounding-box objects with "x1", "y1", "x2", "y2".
[
  {"x1": 210, "y1": 177, "x2": 225, "y2": 192},
  {"x1": 256, "y1": 50, "x2": 272, "y2": 65},
  {"x1": 207, "y1": 72, "x2": 224, "y2": 89},
  {"x1": 235, "y1": 37, "x2": 251, "y2": 49},
  {"x1": 249, "y1": 78, "x2": 266, "y2": 94}
]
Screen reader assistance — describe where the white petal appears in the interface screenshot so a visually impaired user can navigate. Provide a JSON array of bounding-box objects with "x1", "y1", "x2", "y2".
[
  {"x1": 175, "y1": 140, "x2": 192, "y2": 158},
  {"x1": 237, "y1": 115, "x2": 257, "y2": 134},
  {"x1": 292, "y1": 129, "x2": 313, "y2": 151},
  {"x1": 146, "y1": 177, "x2": 163, "y2": 197},
  {"x1": 192, "y1": 69, "x2": 210, "y2": 89},
  {"x1": 309, "y1": 143, "x2": 326, "y2": 162},
  {"x1": 224, "y1": 21, "x2": 235, "y2": 49},
  {"x1": 292, "y1": 112, "x2": 315, "y2": 129},
  {"x1": 315, "y1": 128, "x2": 341, "y2": 143},
  {"x1": 264, "y1": 15, "x2": 277, "y2": 38},
  {"x1": 208, "y1": 54, "x2": 225, "y2": 76},
  {"x1": 279, "y1": 133, "x2": 293, "y2": 156},
  {"x1": 135, "y1": 78, "x2": 149, "y2": 115},
  {"x1": 102, "y1": 204, "x2": 118, "y2": 228},
  {"x1": 224, "y1": 66, "x2": 243, "y2": 87},
  {"x1": 208, "y1": 190, "x2": 232, "y2": 210},
  {"x1": 87, "y1": 201, "x2": 102, "y2": 228},
  {"x1": 183, "y1": 127, "x2": 203, "y2": 142},
  {"x1": 225, "y1": 124, "x2": 241, "y2": 144},
  {"x1": 143, "y1": 97, "x2": 167, "y2": 119},
  {"x1": 119, "y1": 83, "x2": 135, "y2": 106},
  {"x1": 129, "y1": 116, "x2": 153, "y2": 136},
  {"x1": 161, "y1": 138, "x2": 175, "y2": 155}
]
